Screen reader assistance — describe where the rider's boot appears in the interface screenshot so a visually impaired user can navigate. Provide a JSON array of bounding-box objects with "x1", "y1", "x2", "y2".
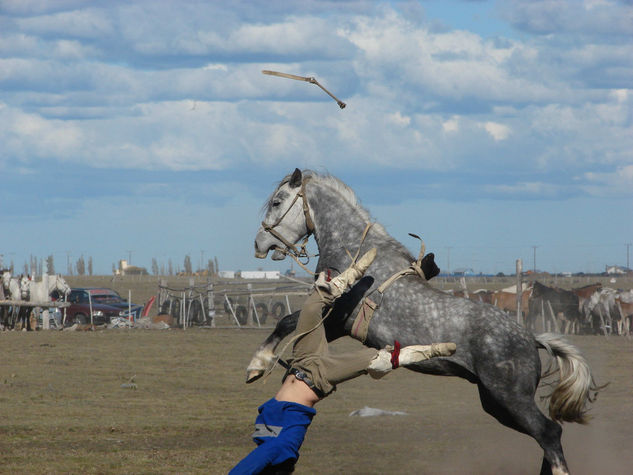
[
  {"x1": 367, "y1": 342, "x2": 457, "y2": 379},
  {"x1": 316, "y1": 248, "x2": 377, "y2": 298}
]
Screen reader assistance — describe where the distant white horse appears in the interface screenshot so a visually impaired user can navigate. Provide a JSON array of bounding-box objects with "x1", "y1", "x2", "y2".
[
  {"x1": 585, "y1": 287, "x2": 618, "y2": 335},
  {"x1": 24, "y1": 274, "x2": 71, "y2": 302},
  {"x1": 1, "y1": 271, "x2": 28, "y2": 300},
  {"x1": 1, "y1": 272, "x2": 31, "y2": 329}
]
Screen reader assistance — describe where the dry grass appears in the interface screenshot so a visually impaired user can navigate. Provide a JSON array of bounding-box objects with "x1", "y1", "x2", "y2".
[{"x1": 1, "y1": 328, "x2": 632, "y2": 474}]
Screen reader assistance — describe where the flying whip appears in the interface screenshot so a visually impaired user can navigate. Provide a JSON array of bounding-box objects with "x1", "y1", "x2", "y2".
[{"x1": 262, "y1": 70, "x2": 346, "y2": 109}]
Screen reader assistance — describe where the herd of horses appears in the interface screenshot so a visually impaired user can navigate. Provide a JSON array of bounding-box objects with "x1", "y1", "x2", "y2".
[
  {"x1": 0, "y1": 270, "x2": 70, "y2": 330},
  {"x1": 449, "y1": 281, "x2": 633, "y2": 336}
]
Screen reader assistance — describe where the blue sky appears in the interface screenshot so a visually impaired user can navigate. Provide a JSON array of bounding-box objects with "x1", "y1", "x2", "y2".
[{"x1": 1, "y1": 0, "x2": 632, "y2": 276}]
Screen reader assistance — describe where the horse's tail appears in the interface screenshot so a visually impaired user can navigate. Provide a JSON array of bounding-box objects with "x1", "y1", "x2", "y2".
[{"x1": 535, "y1": 333, "x2": 604, "y2": 424}]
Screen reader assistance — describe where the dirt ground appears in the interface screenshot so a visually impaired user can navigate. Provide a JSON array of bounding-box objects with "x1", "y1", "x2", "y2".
[{"x1": 0, "y1": 327, "x2": 631, "y2": 474}]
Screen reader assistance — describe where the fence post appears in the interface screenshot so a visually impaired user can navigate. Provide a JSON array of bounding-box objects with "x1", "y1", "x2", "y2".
[
  {"x1": 158, "y1": 279, "x2": 166, "y2": 312},
  {"x1": 516, "y1": 259, "x2": 522, "y2": 325},
  {"x1": 207, "y1": 281, "x2": 215, "y2": 327},
  {"x1": 459, "y1": 277, "x2": 468, "y2": 300},
  {"x1": 182, "y1": 290, "x2": 186, "y2": 330},
  {"x1": 546, "y1": 300, "x2": 559, "y2": 333},
  {"x1": 285, "y1": 294, "x2": 292, "y2": 314},
  {"x1": 246, "y1": 283, "x2": 254, "y2": 325},
  {"x1": 225, "y1": 293, "x2": 241, "y2": 327},
  {"x1": 251, "y1": 295, "x2": 261, "y2": 327}
]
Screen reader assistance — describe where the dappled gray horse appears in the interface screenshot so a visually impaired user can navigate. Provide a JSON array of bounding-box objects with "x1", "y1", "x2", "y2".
[{"x1": 249, "y1": 169, "x2": 601, "y2": 475}]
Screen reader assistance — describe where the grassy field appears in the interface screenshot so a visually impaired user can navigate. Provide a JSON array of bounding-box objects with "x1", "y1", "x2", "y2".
[
  {"x1": 2, "y1": 274, "x2": 632, "y2": 473},
  {"x1": 1, "y1": 327, "x2": 632, "y2": 474}
]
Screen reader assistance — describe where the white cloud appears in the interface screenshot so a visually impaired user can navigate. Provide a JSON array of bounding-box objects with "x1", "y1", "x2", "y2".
[
  {"x1": 203, "y1": 63, "x2": 228, "y2": 71},
  {"x1": 483, "y1": 181, "x2": 561, "y2": 198},
  {"x1": 387, "y1": 111, "x2": 411, "y2": 127},
  {"x1": 0, "y1": 1, "x2": 630, "y2": 196},
  {"x1": 2, "y1": 1, "x2": 632, "y2": 279},
  {"x1": 15, "y1": 7, "x2": 114, "y2": 38},
  {"x1": 0, "y1": 106, "x2": 83, "y2": 163},
  {"x1": 503, "y1": 0, "x2": 633, "y2": 36},
  {"x1": 442, "y1": 116, "x2": 459, "y2": 133},
  {"x1": 584, "y1": 165, "x2": 633, "y2": 195},
  {"x1": 341, "y1": 11, "x2": 557, "y2": 104},
  {"x1": 483, "y1": 121, "x2": 511, "y2": 141}
]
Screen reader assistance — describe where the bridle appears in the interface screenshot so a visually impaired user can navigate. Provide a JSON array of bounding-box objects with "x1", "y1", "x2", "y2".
[{"x1": 260, "y1": 178, "x2": 317, "y2": 274}]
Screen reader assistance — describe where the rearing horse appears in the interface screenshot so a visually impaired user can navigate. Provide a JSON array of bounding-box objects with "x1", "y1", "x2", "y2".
[{"x1": 249, "y1": 169, "x2": 601, "y2": 475}]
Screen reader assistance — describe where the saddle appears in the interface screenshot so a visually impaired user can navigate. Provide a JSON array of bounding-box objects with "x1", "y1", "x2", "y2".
[{"x1": 351, "y1": 250, "x2": 440, "y2": 343}]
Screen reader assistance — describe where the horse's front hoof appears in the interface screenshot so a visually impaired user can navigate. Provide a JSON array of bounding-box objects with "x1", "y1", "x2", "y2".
[{"x1": 246, "y1": 370, "x2": 264, "y2": 384}]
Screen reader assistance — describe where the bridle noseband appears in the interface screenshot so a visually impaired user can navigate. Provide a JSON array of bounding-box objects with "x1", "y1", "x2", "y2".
[{"x1": 261, "y1": 178, "x2": 317, "y2": 273}]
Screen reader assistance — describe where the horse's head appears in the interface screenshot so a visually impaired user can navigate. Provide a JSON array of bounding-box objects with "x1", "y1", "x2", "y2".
[
  {"x1": 254, "y1": 168, "x2": 314, "y2": 261},
  {"x1": 19, "y1": 276, "x2": 30, "y2": 300},
  {"x1": 51, "y1": 275, "x2": 71, "y2": 296},
  {"x1": 1, "y1": 271, "x2": 10, "y2": 288}
]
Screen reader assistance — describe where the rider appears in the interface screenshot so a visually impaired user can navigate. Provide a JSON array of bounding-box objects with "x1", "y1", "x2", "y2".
[{"x1": 230, "y1": 248, "x2": 456, "y2": 474}]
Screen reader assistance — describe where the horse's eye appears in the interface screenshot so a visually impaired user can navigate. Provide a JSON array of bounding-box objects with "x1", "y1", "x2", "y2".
[{"x1": 272, "y1": 201, "x2": 281, "y2": 208}]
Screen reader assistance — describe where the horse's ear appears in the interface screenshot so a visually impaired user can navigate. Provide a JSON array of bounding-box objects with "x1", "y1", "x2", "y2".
[{"x1": 289, "y1": 168, "x2": 302, "y2": 188}]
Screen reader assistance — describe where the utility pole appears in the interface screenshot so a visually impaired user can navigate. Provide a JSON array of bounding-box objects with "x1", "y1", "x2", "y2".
[
  {"x1": 127, "y1": 250, "x2": 133, "y2": 265},
  {"x1": 66, "y1": 251, "x2": 72, "y2": 276},
  {"x1": 200, "y1": 250, "x2": 205, "y2": 272},
  {"x1": 531, "y1": 246, "x2": 538, "y2": 273}
]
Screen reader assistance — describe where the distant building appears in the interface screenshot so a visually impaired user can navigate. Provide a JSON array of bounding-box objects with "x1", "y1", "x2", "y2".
[
  {"x1": 115, "y1": 259, "x2": 148, "y2": 276},
  {"x1": 218, "y1": 270, "x2": 281, "y2": 279},
  {"x1": 605, "y1": 265, "x2": 629, "y2": 275},
  {"x1": 451, "y1": 268, "x2": 475, "y2": 277},
  {"x1": 240, "y1": 271, "x2": 280, "y2": 280}
]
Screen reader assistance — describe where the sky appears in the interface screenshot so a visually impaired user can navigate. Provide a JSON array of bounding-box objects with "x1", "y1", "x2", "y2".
[{"x1": 1, "y1": 0, "x2": 632, "y2": 277}]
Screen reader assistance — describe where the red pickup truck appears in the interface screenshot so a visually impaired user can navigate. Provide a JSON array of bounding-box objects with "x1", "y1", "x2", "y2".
[{"x1": 64, "y1": 288, "x2": 143, "y2": 325}]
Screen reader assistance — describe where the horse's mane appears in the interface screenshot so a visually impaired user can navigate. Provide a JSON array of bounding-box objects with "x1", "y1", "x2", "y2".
[{"x1": 263, "y1": 170, "x2": 389, "y2": 236}]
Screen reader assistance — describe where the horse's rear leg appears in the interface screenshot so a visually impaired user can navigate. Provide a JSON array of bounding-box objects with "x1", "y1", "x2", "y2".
[{"x1": 478, "y1": 384, "x2": 569, "y2": 475}]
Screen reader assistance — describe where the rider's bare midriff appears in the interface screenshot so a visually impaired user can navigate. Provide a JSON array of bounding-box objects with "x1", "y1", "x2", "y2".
[{"x1": 274, "y1": 374, "x2": 321, "y2": 407}]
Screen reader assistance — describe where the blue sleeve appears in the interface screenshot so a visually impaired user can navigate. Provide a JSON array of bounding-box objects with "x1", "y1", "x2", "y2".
[{"x1": 229, "y1": 440, "x2": 295, "y2": 475}]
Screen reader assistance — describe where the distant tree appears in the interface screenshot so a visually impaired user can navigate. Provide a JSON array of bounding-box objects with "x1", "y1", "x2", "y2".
[
  {"x1": 151, "y1": 258, "x2": 159, "y2": 276},
  {"x1": 184, "y1": 255, "x2": 192, "y2": 275},
  {"x1": 168, "y1": 259, "x2": 173, "y2": 276},
  {"x1": 23, "y1": 261, "x2": 28, "y2": 275},
  {"x1": 76, "y1": 256, "x2": 86, "y2": 275},
  {"x1": 9, "y1": 261, "x2": 14, "y2": 273},
  {"x1": 214, "y1": 256, "x2": 219, "y2": 273},
  {"x1": 88, "y1": 257, "x2": 93, "y2": 276},
  {"x1": 46, "y1": 255, "x2": 55, "y2": 275},
  {"x1": 207, "y1": 258, "x2": 214, "y2": 275},
  {"x1": 38, "y1": 258, "x2": 43, "y2": 276},
  {"x1": 112, "y1": 263, "x2": 116, "y2": 275},
  {"x1": 160, "y1": 263, "x2": 165, "y2": 275}
]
